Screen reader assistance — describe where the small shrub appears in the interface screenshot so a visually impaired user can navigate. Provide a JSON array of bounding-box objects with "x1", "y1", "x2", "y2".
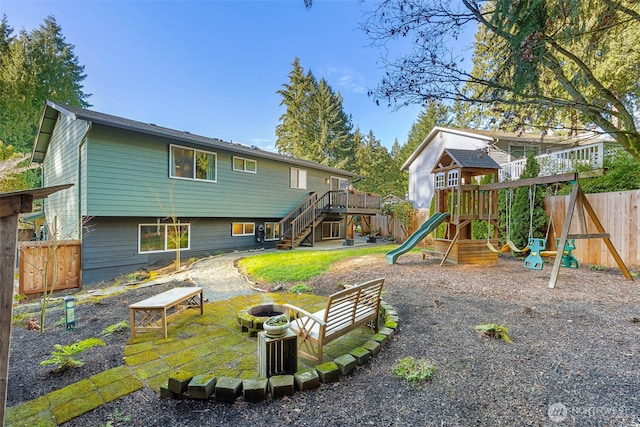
[
  {"x1": 588, "y1": 264, "x2": 607, "y2": 271},
  {"x1": 102, "y1": 320, "x2": 129, "y2": 336},
  {"x1": 13, "y1": 294, "x2": 27, "y2": 305},
  {"x1": 40, "y1": 337, "x2": 106, "y2": 372},
  {"x1": 89, "y1": 296, "x2": 106, "y2": 305},
  {"x1": 12, "y1": 312, "x2": 33, "y2": 327},
  {"x1": 53, "y1": 316, "x2": 66, "y2": 328},
  {"x1": 265, "y1": 315, "x2": 289, "y2": 326},
  {"x1": 392, "y1": 356, "x2": 436, "y2": 386},
  {"x1": 289, "y1": 283, "x2": 312, "y2": 293},
  {"x1": 474, "y1": 323, "x2": 513, "y2": 343},
  {"x1": 126, "y1": 271, "x2": 149, "y2": 282}
]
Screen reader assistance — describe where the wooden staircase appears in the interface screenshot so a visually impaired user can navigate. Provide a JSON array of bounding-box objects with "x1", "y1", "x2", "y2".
[{"x1": 277, "y1": 191, "x2": 331, "y2": 250}]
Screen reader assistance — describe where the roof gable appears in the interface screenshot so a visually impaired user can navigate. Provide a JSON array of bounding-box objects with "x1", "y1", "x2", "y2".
[{"x1": 431, "y1": 148, "x2": 501, "y2": 174}]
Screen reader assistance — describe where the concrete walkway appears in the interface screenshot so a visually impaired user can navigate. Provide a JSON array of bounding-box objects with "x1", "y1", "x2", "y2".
[
  {"x1": 151, "y1": 252, "x2": 259, "y2": 302},
  {"x1": 54, "y1": 237, "x2": 386, "y2": 304}
]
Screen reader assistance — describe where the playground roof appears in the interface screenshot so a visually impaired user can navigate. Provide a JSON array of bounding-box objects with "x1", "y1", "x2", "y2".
[{"x1": 437, "y1": 148, "x2": 501, "y2": 171}]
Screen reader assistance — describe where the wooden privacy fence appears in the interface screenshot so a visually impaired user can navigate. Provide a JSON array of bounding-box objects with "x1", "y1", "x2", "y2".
[
  {"x1": 545, "y1": 190, "x2": 640, "y2": 269},
  {"x1": 18, "y1": 240, "x2": 81, "y2": 296}
]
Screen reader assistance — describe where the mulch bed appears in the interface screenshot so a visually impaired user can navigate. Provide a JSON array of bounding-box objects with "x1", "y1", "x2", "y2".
[{"x1": 8, "y1": 253, "x2": 640, "y2": 426}]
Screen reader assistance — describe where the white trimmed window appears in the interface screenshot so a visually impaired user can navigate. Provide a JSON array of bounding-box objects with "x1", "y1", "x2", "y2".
[
  {"x1": 290, "y1": 167, "x2": 307, "y2": 189},
  {"x1": 435, "y1": 172, "x2": 445, "y2": 189},
  {"x1": 330, "y1": 176, "x2": 349, "y2": 190},
  {"x1": 139, "y1": 223, "x2": 190, "y2": 253},
  {"x1": 232, "y1": 222, "x2": 255, "y2": 236},
  {"x1": 264, "y1": 222, "x2": 280, "y2": 241},
  {"x1": 447, "y1": 170, "x2": 459, "y2": 187},
  {"x1": 322, "y1": 221, "x2": 341, "y2": 239},
  {"x1": 233, "y1": 156, "x2": 257, "y2": 173},
  {"x1": 170, "y1": 145, "x2": 217, "y2": 181}
]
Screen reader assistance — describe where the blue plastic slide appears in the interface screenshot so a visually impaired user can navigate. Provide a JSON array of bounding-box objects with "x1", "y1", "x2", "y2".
[{"x1": 385, "y1": 212, "x2": 450, "y2": 265}]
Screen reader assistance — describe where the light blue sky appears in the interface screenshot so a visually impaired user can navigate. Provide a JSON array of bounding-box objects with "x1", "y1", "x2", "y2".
[{"x1": 2, "y1": 0, "x2": 473, "y2": 151}]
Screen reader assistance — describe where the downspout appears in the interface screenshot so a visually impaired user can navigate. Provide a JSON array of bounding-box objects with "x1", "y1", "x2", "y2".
[{"x1": 78, "y1": 122, "x2": 92, "y2": 239}]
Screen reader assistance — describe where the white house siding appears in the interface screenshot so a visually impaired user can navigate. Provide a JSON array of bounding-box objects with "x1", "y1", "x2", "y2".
[
  {"x1": 42, "y1": 115, "x2": 90, "y2": 240},
  {"x1": 405, "y1": 131, "x2": 488, "y2": 209}
]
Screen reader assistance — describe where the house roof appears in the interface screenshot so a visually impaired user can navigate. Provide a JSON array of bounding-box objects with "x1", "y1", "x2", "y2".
[
  {"x1": 32, "y1": 101, "x2": 359, "y2": 178},
  {"x1": 401, "y1": 126, "x2": 573, "y2": 171},
  {"x1": 440, "y1": 148, "x2": 501, "y2": 170}
]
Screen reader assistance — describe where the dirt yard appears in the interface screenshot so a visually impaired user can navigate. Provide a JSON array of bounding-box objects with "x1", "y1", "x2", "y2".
[{"x1": 8, "y1": 253, "x2": 640, "y2": 426}]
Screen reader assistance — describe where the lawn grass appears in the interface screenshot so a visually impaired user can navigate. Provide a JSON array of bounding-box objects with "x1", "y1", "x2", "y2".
[{"x1": 237, "y1": 245, "x2": 396, "y2": 283}]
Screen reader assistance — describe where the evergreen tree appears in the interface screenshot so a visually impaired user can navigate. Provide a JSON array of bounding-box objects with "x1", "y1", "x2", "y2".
[
  {"x1": 355, "y1": 129, "x2": 399, "y2": 195},
  {"x1": 0, "y1": 15, "x2": 90, "y2": 153},
  {"x1": 275, "y1": 58, "x2": 355, "y2": 170},
  {"x1": 510, "y1": 153, "x2": 549, "y2": 252},
  {"x1": 275, "y1": 57, "x2": 316, "y2": 158}
]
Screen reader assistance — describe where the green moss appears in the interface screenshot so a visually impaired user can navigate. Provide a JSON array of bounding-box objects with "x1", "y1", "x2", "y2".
[
  {"x1": 170, "y1": 369, "x2": 194, "y2": 383},
  {"x1": 155, "y1": 337, "x2": 192, "y2": 355},
  {"x1": 180, "y1": 358, "x2": 213, "y2": 375},
  {"x1": 385, "y1": 320, "x2": 398, "y2": 329},
  {"x1": 240, "y1": 369, "x2": 260, "y2": 379},
  {"x1": 47, "y1": 378, "x2": 96, "y2": 407},
  {"x1": 148, "y1": 373, "x2": 172, "y2": 392},
  {"x1": 123, "y1": 349, "x2": 160, "y2": 366},
  {"x1": 5, "y1": 395, "x2": 50, "y2": 419},
  {"x1": 166, "y1": 348, "x2": 201, "y2": 368},
  {"x1": 316, "y1": 361, "x2": 339, "y2": 373},
  {"x1": 90, "y1": 366, "x2": 133, "y2": 387},
  {"x1": 51, "y1": 390, "x2": 103, "y2": 424},
  {"x1": 123, "y1": 340, "x2": 154, "y2": 356},
  {"x1": 131, "y1": 358, "x2": 172, "y2": 380},
  {"x1": 189, "y1": 342, "x2": 216, "y2": 358},
  {"x1": 98, "y1": 376, "x2": 144, "y2": 403},
  {"x1": 5, "y1": 410, "x2": 56, "y2": 427},
  {"x1": 189, "y1": 372, "x2": 216, "y2": 386}
]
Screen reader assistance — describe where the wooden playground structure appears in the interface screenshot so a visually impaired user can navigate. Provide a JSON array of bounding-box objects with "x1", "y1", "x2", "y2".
[{"x1": 428, "y1": 149, "x2": 633, "y2": 288}]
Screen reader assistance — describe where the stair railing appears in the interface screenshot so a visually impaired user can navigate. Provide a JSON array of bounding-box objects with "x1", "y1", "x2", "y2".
[{"x1": 279, "y1": 191, "x2": 333, "y2": 249}]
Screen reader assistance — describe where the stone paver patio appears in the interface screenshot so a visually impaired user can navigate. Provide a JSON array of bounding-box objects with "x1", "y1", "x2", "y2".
[{"x1": 6, "y1": 291, "x2": 396, "y2": 426}]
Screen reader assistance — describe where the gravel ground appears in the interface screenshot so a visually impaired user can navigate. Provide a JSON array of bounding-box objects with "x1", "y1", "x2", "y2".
[{"x1": 8, "y1": 252, "x2": 640, "y2": 426}]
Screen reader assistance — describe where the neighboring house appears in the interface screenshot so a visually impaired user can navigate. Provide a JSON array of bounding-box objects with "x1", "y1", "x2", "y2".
[
  {"x1": 31, "y1": 101, "x2": 380, "y2": 284},
  {"x1": 402, "y1": 126, "x2": 618, "y2": 210}
]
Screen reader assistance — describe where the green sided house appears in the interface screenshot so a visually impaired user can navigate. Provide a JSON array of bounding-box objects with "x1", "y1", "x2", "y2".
[{"x1": 31, "y1": 101, "x2": 380, "y2": 285}]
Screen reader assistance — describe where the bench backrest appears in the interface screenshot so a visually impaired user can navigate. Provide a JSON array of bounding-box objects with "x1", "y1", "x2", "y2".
[{"x1": 323, "y1": 278, "x2": 384, "y2": 333}]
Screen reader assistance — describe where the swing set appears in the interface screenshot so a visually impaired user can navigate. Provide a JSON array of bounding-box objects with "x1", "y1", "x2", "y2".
[
  {"x1": 429, "y1": 148, "x2": 632, "y2": 288},
  {"x1": 480, "y1": 172, "x2": 633, "y2": 287},
  {"x1": 485, "y1": 188, "x2": 528, "y2": 254}
]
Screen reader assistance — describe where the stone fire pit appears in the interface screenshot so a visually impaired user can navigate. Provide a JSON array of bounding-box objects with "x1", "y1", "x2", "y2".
[{"x1": 236, "y1": 303, "x2": 289, "y2": 336}]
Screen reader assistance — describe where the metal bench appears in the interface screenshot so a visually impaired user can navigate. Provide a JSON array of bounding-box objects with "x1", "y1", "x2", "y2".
[
  {"x1": 283, "y1": 278, "x2": 385, "y2": 364},
  {"x1": 129, "y1": 287, "x2": 204, "y2": 338}
]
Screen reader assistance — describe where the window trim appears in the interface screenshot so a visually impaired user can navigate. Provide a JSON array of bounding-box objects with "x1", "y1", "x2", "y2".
[
  {"x1": 290, "y1": 167, "x2": 307, "y2": 189},
  {"x1": 169, "y1": 144, "x2": 217, "y2": 182},
  {"x1": 322, "y1": 221, "x2": 341, "y2": 240},
  {"x1": 264, "y1": 221, "x2": 280, "y2": 241},
  {"x1": 232, "y1": 156, "x2": 257, "y2": 174},
  {"x1": 447, "y1": 170, "x2": 459, "y2": 187},
  {"x1": 138, "y1": 222, "x2": 191, "y2": 254},
  {"x1": 232, "y1": 222, "x2": 255, "y2": 237},
  {"x1": 435, "y1": 172, "x2": 445, "y2": 189}
]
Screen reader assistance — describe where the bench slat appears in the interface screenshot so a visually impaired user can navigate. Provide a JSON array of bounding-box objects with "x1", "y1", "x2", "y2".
[{"x1": 285, "y1": 277, "x2": 384, "y2": 364}]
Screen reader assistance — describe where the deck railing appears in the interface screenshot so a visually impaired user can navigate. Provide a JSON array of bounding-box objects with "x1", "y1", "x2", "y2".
[
  {"x1": 278, "y1": 190, "x2": 381, "y2": 248},
  {"x1": 328, "y1": 190, "x2": 381, "y2": 211},
  {"x1": 499, "y1": 142, "x2": 606, "y2": 181}
]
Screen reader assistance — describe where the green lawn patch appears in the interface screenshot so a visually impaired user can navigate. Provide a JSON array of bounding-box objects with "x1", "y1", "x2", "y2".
[{"x1": 237, "y1": 245, "x2": 394, "y2": 283}]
